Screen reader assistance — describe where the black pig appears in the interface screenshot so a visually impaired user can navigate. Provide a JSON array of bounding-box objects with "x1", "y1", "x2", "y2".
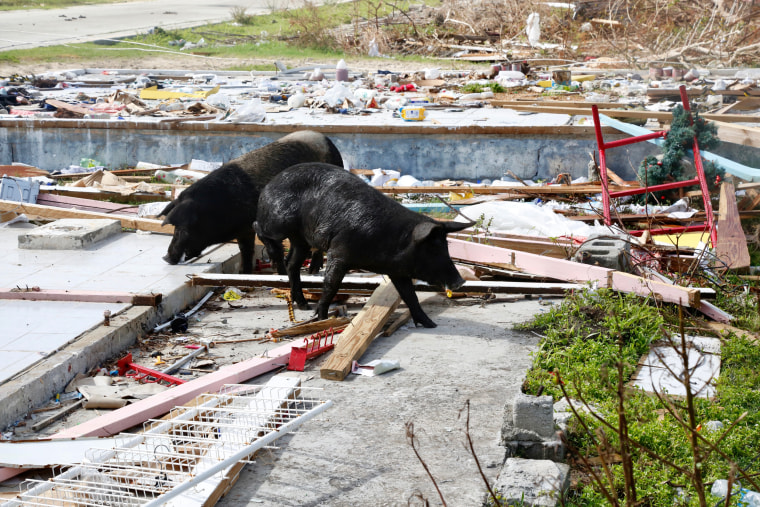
[
  {"x1": 254, "y1": 162, "x2": 473, "y2": 328},
  {"x1": 158, "y1": 131, "x2": 343, "y2": 273}
]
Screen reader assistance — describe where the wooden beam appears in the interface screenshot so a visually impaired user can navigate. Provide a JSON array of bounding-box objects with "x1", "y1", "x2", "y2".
[
  {"x1": 189, "y1": 273, "x2": 582, "y2": 295},
  {"x1": 35, "y1": 193, "x2": 140, "y2": 215},
  {"x1": 715, "y1": 181, "x2": 751, "y2": 269},
  {"x1": 44, "y1": 99, "x2": 92, "y2": 118},
  {"x1": 375, "y1": 183, "x2": 604, "y2": 196},
  {"x1": 449, "y1": 232, "x2": 574, "y2": 259},
  {"x1": 447, "y1": 239, "x2": 708, "y2": 308},
  {"x1": 0, "y1": 199, "x2": 173, "y2": 234},
  {"x1": 492, "y1": 103, "x2": 760, "y2": 123},
  {"x1": 320, "y1": 280, "x2": 400, "y2": 381},
  {"x1": 383, "y1": 309, "x2": 412, "y2": 337},
  {"x1": 714, "y1": 120, "x2": 760, "y2": 149},
  {"x1": 0, "y1": 288, "x2": 162, "y2": 306}
]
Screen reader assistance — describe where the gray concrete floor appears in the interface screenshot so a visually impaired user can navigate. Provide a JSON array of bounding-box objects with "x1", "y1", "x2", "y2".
[{"x1": 0, "y1": 214, "x2": 547, "y2": 506}]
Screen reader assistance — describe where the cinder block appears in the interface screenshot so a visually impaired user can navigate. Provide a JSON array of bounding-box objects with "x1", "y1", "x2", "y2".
[
  {"x1": 573, "y1": 235, "x2": 632, "y2": 272},
  {"x1": 18, "y1": 219, "x2": 122, "y2": 250},
  {"x1": 493, "y1": 458, "x2": 570, "y2": 507},
  {"x1": 513, "y1": 392, "x2": 555, "y2": 439}
]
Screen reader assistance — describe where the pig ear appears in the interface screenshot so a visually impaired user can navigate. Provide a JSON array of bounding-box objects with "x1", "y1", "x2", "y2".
[
  {"x1": 158, "y1": 200, "x2": 175, "y2": 218},
  {"x1": 412, "y1": 221, "x2": 439, "y2": 243},
  {"x1": 439, "y1": 219, "x2": 475, "y2": 233}
]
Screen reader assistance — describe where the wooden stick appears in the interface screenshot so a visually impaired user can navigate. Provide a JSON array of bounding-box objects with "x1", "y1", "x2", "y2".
[
  {"x1": 270, "y1": 317, "x2": 352, "y2": 338},
  {"x1": 31, "y1": 400, "x2": 84, "y2": 432}
]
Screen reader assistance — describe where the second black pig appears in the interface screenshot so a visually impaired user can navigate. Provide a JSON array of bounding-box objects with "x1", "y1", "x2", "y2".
[
  {"x1": 254, "y1": 162, "x2": 473, "y2": 328},
  {"x1": 159, "y1": 130, "x2": 343, "y2": 273}
]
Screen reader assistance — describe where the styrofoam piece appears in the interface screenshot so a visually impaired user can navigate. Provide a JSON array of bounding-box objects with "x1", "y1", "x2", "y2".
[
  {"x1": 17, "y1": 218, "x2": 122, "y2": 250},
  {"x1": 0, "y1": 176, "x2": 40, "y2": 203}
]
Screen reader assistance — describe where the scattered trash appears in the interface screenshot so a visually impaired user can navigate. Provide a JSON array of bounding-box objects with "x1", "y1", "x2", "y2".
[
  {"x1": 223, "y1": 287, "x2": 243, "y2": 301},
  {"x1": 351, "y1": 359, "x2": 401, "y2": 376}
]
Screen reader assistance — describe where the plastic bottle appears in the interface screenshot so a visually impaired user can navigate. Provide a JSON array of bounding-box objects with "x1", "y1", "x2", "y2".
[
  {"x1": 740, "y1": 489, "x2": 760, "y2": 506},
  {"x1": 712, "y1": 479, "x2": 738, "y2": 497},
  {"x1": 336, "y1": 59, "x2": 348, "y2": 82}
]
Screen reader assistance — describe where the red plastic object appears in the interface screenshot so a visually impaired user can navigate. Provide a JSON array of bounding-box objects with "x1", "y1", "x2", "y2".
[
  {"x1": 116, "y1": 353, "x2": 185, "y2": 386},
  {"x1": 287, "y1": 328, "x2": 339, "y2": 371},
  {"x1": 591, "y1": 84, "x2": 717, "y2": 246}
]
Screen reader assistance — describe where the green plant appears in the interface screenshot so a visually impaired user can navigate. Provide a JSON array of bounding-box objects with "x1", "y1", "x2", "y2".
[{"x1": 230, "y1": 6, "x2": 254, "y2": 25}]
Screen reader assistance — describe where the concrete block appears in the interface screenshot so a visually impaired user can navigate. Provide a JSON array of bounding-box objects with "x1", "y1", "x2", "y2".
[
  {"x1": 504, "y1": 439, "x2": 565, "y2": 461},
  {"x1": 494, "y1": 458, "x2": 570, "y2": 507},
  {"x1": 512, "y1": 392, "x2": 555, "y2": 439},
  {"x1": 574, "y1": 235, "x2": 632, "y2": 272},
  {"x1": 18, "y1": 219, "x2": 122, "y2": 250}
]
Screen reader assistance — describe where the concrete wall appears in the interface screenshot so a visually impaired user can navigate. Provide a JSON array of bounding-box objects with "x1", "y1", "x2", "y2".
[{"x1": 1, "y1": 121, "x2": 665, "y2": 181}]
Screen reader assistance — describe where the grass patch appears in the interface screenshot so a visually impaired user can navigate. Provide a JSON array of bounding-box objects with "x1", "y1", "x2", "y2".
[{"x1": 518, "y1": 288, "x2": 760, "y2": 505}]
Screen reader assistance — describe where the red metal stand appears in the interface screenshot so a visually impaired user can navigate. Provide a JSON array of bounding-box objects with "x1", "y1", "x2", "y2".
[
  {"x1": 287, "y1": 328, "x2": 339, "y2": 371},
  {"x1": 591, "y1": 84, "x2": 717, "y2": 246},
  {"x1": 116, "y1": 353, "x2": 186, "y2": 386}
]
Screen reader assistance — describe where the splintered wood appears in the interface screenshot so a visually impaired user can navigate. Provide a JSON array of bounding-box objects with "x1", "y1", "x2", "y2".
[
  {"x1": 715, "y1": 181, "x2": 751, "y2": 269},
  {"x1": 320, "y1": 280, "x2": 401, "y2": 381}
]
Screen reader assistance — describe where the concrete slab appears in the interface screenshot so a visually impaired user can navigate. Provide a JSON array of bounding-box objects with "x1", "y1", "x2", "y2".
[
  {"x1": 0, "y1": 221, "x2": 241, "y2": 428},
  {"x1": 17, "y1": 218, "x2": 121, "y2": 250}
]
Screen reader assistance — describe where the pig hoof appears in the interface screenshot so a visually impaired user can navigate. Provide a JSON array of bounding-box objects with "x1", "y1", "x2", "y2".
[
  {"x1": 296, "y1": 301, "x2": 311, "y2": 310},
  {"x1": 415, "y1": 318, "x2": 437, "y2": 328},
  {"x1": 162, "y1": 254, "x2": 179, "y2": 265}
]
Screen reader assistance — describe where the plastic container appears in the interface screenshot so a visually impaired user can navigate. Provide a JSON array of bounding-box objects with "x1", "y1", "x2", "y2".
[
  {"x1": 336, "y1": 59, "x2": 348, "y2": 82},
  {"x1": 399, "y1": 106, "x2": 426, "y2": 121}
]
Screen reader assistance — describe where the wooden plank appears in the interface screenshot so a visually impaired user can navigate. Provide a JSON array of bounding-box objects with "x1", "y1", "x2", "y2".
[
  {"x1": 715, "y1": 181, "x2": 751, "y2": 269},
  {"x1": 492, "y1": 103, "x2": 760, "y2": 123},
  {"x1": 31, "y1": 400, "x2": 84, "y2": 432},
  {"x1": 0, "y1": 288, "x2": 162, "y2": 306},
  {"x1": 189, "y1": 273, "x2": 581, "y2": 295},
  {"x1": 0, "y1": 165, "x2": 48, "y2": 178},
  {"x1": 449, "y1": 232, "x2": 573, "y2": 259},
  {"x1": 375, "y1": 183, "x2": 604, "y2": 196},
  {"x1": 320, "y1": 280, "x2": 401, "y2": 381},
  {"x1": 714, "y1": 120, "x2": 760, "y2": 149},
  {"x1": 40, "y1": 187, "x2": 169, "y2": 204},
  {"x1": 44, "y1": 99, "x2": 92, "y2": 117},
  {"x1": 35, "y1": 193, "x2": 140, "y2": 215},
  {"x1": 610, "y1": 271, "x2": 700, "y2": 307},
  {"x1": 447, "y1": 238, "x2": 707, "y2": 308},
  {"x1": 0, "y1": 199, "x2": 173, "y2": 234}
]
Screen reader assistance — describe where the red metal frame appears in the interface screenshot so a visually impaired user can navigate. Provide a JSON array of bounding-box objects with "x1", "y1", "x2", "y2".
[
  {"x1": 116, "y1": 353, "x2": 186, "y2": 386},
  {"x1": 287, "y1": 328, "x2": 339, "y2": 371},
  {"x1": 591, "y1": 85, "x2": 717, "y2": 246}
]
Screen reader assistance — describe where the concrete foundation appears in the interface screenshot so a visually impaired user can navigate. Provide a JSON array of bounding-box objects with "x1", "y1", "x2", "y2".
[
  {"x1": 0, "y1": 120, "x2": 657, "y2": 182},
  {"x1": 502, "y1": 391, "x2": 566, "y2": 462}
]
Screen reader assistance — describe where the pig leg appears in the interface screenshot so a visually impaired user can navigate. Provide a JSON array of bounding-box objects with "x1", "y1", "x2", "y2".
[
  {"x1": 237, "y1": 229, "x2": 257, "y2": 274},
  {"x1": 286, "y1": 238, "x2": 311, "y2": 310},
  {"x1": 308, "y1": 250, "x2": 324, "y2": 274},
  {"x1": 259, "y1": 237, "x2": 287, "y2": 275},
  {"x1": 316, "y1": 256, "x2": 348, "y2": 320},
  {"x1": 390, "y1": 276, "x2": 437, "y2": 328}
]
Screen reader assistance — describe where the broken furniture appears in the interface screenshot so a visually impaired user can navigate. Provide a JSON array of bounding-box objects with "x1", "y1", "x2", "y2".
[
  {"x1": 116, "y1": 353, "x2": 186, "y2": 386},
  {"x1": 591, "y1": 85, "x2": 717, "y2": 245}
]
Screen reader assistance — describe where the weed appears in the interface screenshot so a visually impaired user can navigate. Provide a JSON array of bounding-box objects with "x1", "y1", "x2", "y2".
[{"x1": 230, "y1": 6, "x2": 254, "y2": 25}]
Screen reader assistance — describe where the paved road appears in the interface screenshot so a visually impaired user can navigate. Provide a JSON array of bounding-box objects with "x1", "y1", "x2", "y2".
[{"x1": 0, "y1": 0, "x2": 280, "y2": 51}]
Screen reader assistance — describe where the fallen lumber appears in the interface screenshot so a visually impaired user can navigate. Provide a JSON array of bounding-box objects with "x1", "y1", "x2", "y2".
[
  {"x1": 0, "y1": 288, "x2": 162, "y2": 306},
  {"x1": 447, "y1": 239, "x2": 707, "y2": 309},
  {"x1": 189, "y1": 273, "x2": 583, "y2": 295},
  {"x1": 320, "y1": 280, "x2": 400, "y2": 381},
  {"x1": 0, "y1": 199, "x2": 173, "y2": 234},
  {"x1": 35, "y1": 193, "x2": 140, "y2": 215}
]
